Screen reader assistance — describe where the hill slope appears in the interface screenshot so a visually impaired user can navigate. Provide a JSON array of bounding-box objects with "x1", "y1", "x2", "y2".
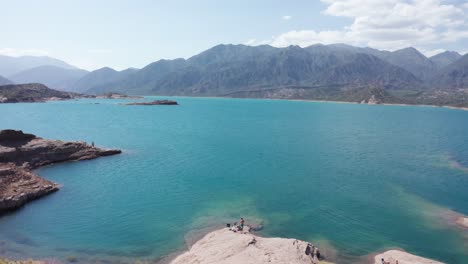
[
  {"x1": 72, "y1": 67, "x2": 138, "y2": 93},
  {"x1": 430, "y1": 51, "x2": 462, "y2": 69},
  {"x1": 90, "y1": 44, "x2": 421, "y2": 97},
  {"x1": 9, "y1": 66, "x2": 88, "y2": 91},
  {"x1": 0, "y1": 55, "x2": 77, "y2": 77},
  {"x1": 431, "y1": 54, "x2": 468, "y2": 89},
  {"x1": 0, "y1": 75, "x2": 12, "y2": 85}
]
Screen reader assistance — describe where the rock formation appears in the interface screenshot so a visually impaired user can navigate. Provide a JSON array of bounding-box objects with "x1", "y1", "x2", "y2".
[{"x1": 0, "y1": 130, "x2": 121, "y2": 213}]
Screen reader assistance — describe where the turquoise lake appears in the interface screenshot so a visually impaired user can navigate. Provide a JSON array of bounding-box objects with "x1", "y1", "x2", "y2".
[{"x1": 0, "y1": 97, "x2": 467, "y2": 263}]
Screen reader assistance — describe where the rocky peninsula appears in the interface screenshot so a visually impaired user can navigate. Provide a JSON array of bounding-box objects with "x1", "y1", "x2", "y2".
[
  {"x1": 125, "y1": 100, "x2": 178, "y2": 105},
  {"x1": 0, "y1": 129, "x2": 121, "y2": 213},
  {"x1": 0, "y1": 83, "x2": 92, "y2": 103}
]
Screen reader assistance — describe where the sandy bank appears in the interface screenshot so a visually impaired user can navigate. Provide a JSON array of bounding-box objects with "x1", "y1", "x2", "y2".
[
  {"x1": 374, "y1": 250, "x2": 445, "y2": 264},
  {"x1": 169, "y1": 228, "x2": 331, "y2": 264}
]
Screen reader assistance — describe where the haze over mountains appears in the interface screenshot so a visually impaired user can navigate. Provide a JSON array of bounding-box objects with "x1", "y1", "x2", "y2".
[{"x1": 1, "y1": 44, "x2": 468, "y2": 106}]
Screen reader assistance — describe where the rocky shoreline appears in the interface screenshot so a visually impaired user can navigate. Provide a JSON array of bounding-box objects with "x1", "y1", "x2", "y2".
[{"x1": 0, "y1": 129, "x2": 121, "y2": 213}]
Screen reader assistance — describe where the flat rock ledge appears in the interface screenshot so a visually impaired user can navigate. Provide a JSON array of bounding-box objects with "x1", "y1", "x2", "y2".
[
  {"x1": 0, "y1": 129, "x2": 121, "y2": 213},
  {"x1": 170, "y1": 228, "x2": 333, "y2": 264},
  {"x1": 374, "y1": 250, "x2": 445, "y2": 264}
]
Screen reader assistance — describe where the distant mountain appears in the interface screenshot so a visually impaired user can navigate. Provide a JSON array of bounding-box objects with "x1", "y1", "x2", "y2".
[
  {"x1": 87, "y1": 59, "x2": 186, "y2": 95},
  {"x1": 313, "y1": 44, "x2": 438, "y2": 81},
  {"x1": 0, "y1": 55, "x2": 77, "y2": 77},
  {"x1": 431, "y1": 54, "x2": 468, "y2": 89},
  {"x1": 0, "y1": 83, "x2": 86, "y2": 103},
  {"x1": 9, "y1": 66, "x2": 88, "y2": 91},
  {"x1": 2, "y1": 43, "x2": 462, "y2": 107},
  {"x1": 430, "y1": 51, "x2": 462, "y2": 69},
  {"x1": 377, "y1": 47, "x2": 436, "y2": 81},
  {"x1": 89, "y1": 44, "x2": 421, "y2": 97},
  {"x1": 0, "y1": 75, "x2": 12, "y2": 85},
  {"x1": 71, "y1": 67, "x2": 138, "y2": 93}
]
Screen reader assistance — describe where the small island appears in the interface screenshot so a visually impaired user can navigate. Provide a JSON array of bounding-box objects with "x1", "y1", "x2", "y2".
[
  {"x1": 0, "y1": 130, "x2": 121, "y2": 213},
  {"x1": 125, "y1": 99, "x2": 178, "y2": 105}
]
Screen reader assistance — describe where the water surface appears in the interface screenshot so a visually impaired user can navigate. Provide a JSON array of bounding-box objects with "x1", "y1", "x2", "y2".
[{"x1": 0, "y1": 97, "x2": 467, "y2": 263}]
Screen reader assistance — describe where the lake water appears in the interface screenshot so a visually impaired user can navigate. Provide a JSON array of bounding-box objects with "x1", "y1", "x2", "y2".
[{"x1": 0, "y1": 97, "x2": 467, "y2": 263}]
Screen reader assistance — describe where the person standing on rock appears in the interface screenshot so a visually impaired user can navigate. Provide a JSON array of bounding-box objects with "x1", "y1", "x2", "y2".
[
  {"x1": 305, "y1": 243, "x2": 311, "y2": 255},
  {"x1": 240, "y1": 217, "x2": 245, "y2": 230}
]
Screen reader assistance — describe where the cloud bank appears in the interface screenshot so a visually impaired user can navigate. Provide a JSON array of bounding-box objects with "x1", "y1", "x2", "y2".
[{"x1": 251, "y1": 0, "x2": 468, "y2": 54}]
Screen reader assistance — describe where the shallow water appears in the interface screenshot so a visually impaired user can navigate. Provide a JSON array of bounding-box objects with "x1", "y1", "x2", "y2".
[{"x1": 0, "y1": 97, "x2": 467, "y2": 263}]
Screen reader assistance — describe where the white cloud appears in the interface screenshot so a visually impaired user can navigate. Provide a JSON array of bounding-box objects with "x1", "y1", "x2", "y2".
[
  {"x1": 419, "y1": 48, "x2": 446, "y2": 57},
  {"x1": 0, "y1": 48, "x2": 49, "y2": 57},
  {"x1": 282, "y1": 15, "x2": 292, "y2": 20},
  {"x1": 251, "y1": 0, "x2": 468, "y2": 52}
]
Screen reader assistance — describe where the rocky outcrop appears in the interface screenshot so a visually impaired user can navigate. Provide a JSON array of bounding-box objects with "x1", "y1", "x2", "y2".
[
  {"x1": 0, "y1": 163, "x2": 58, "y2": 212},
  {"x1": 0, "y1": 130, "x2": 121, "y2": 213},
  {"x1": 125, "y1": 100, "x2": 178, "y2": 105}
]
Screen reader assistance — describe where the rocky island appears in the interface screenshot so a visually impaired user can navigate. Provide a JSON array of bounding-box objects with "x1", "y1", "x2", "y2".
[
  {"x1": 0, "y1": 130, "x2": 121, "y2": 213},
  {"x1": 0, "y1": 83, "x2": 92, "y2": 103},
  {"x1": 125, "y1": 99, "x2": 178, "y2": 105}
]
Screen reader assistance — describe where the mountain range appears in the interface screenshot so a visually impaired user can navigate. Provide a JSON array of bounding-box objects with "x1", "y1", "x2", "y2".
[{"x1": 1, "y1": 44, "x2": 468, "y2": 107}]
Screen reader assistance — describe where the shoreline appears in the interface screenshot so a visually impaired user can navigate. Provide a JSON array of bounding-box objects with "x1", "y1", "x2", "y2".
[
  {"x1": 0, "y1": 225, "x2": 451, "y2": 264},
  {"x1": 124, "y1": 94, "x2": 468, "y2": 112},
  {"x1": 168, "y1": 228, "x2": 447, "y2": 264}
]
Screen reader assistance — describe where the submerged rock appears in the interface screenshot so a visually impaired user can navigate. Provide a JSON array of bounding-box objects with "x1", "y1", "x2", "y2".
[{"x1": 0, "y1": 129, "x2": 121, "y2": 214}]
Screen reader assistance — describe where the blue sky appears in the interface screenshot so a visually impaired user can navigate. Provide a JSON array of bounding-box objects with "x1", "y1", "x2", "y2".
[{"x1": 2, "y1": 0, "x2": 468, "y2": 70}]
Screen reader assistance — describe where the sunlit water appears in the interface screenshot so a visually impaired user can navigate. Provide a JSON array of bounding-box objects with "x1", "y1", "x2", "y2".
[{"x1": 0, "y1": 97, "x2": 467, "y2": 263}]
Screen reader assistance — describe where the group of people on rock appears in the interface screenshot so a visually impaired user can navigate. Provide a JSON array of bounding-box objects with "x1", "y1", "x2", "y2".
[
  {"x1": 228, "y1": 217, "x2": 247, "y2": 232},
  {"x1": 305, "y1": 243, "x2": 321, "y2": 263},
  {"x1": 381, "y1": 258, "x2": 398, "y2": 264}
]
